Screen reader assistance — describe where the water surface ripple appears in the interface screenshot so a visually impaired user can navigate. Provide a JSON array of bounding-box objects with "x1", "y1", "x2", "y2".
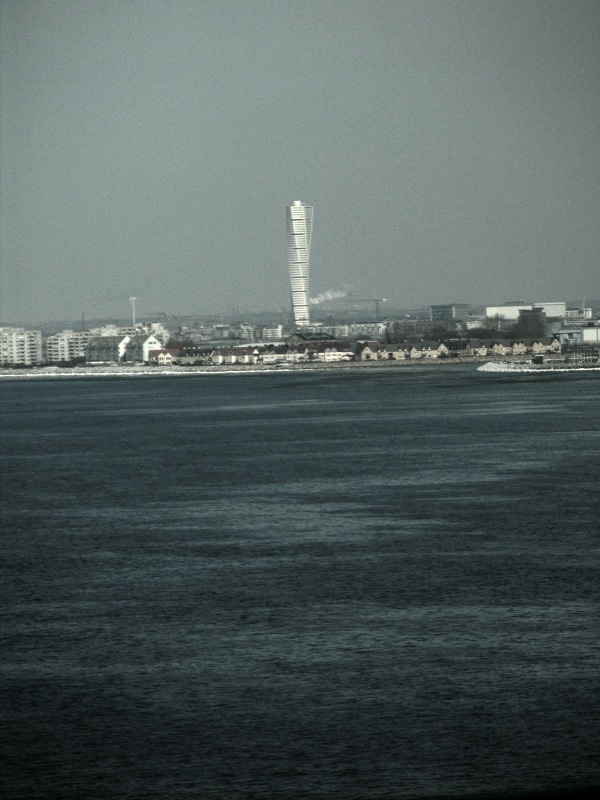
[{"x1": 1, "y1": 368, "x2": 599, "y2": 798}]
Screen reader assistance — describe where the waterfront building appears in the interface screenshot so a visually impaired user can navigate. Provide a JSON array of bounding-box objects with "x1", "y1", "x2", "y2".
[
  {"x1": 286, "y1": 200, "x2": 313, "y2": 327},
  {"x1": 0, "y1": 327, "x2": 43, "y2": 366},
  {"x1": 566, "y1": 345, "x2": 600, "y2": 365},
  {"x1": 124, "y1": 334, "x2": 164, "y2": 363},
  {"x1": 86, "y1": 336, "x2": 128, "y2": 363},
  {"x1": 147, "y1": 348, "x2": 181, "y2": 366},
  {"x1": 86, "y1": 333, "x2": 163, "y2": 363},
  {"x1": 45, "y1": 330, "x2": 90, "y2": 363}
]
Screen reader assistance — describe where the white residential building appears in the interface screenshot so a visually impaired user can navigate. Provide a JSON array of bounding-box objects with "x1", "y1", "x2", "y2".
[
  {"x1": 88, "y1": 322, "x2": 169, "y2": 345},
  {"x1": 123, "y1": 334, "x2": 164, "y2": 363},
  {"x1": 45, "y1": 330, "x2": 90, "y2": 363},
  {"x1": 0, "y1": 327, "x2": 43, "y2": 365},
  {"x1": 347, "y1": 322, "x2": 388, "y2": 337},
  {"x1": 261, "y1": 325, "x2": 284, "y2": 341}
]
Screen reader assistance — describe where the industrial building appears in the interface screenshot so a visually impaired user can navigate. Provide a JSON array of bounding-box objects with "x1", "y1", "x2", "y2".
[
  {"x1": 485, "y1": 302, "x2": 567, "y2": 320},
  {"x1": 429, "y1": 304, "x2": 470, "y2": 322}
]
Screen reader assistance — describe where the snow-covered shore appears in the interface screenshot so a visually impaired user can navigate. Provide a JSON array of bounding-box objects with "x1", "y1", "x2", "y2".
[
  {"x1": 477, "y1": 360, "x2": 600, "y2": 373},
  {"x1": 0, "y1": 359, "x2": 482, "y2": 379},
  {"x1": 5, "y1": 357, "x2": 597, "y2": 379}
]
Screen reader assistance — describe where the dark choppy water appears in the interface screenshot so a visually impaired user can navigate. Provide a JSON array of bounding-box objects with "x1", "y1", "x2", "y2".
[{"x1": 1, "y1": 366, "x2": 599, "y2": 799}]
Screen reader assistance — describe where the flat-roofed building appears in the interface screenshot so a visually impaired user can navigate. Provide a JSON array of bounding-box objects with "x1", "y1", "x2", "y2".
[
  {"x1": 45, "y1": 330, "x2": 90, "y2": 363},
  {"x1": 260, "y1": 325, "x2": 284, "y2": 341},
  {"x1": 533, "y1": 302, "x2": 566, "y2": 318},
  {"x1": 582, "y1": 326, "x2": 600, "y2": 344},
  {"x1": 430, "y1": 304, "x2": 470, "y2": 322},
  {"x1": 486, "y1": 305, "x2": 532, "y2": 321},
  {"x1": 0, "y1": 327, "x2": 43, "y2": 365}
]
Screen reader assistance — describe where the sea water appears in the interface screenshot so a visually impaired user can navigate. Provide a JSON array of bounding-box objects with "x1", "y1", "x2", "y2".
[{"x1": 1, "y1": 366, "x2": 599, "y2": 799}]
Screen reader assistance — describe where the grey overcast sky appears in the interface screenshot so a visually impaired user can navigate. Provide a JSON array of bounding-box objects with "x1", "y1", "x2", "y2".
[{"x1": 1, "y1": 0, "x2": 599, "y2": 322}]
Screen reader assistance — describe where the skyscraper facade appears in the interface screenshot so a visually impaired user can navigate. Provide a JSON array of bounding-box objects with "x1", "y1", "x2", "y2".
[{"x1": 286, "y1": 200, "x2": 313, "y2": 327}]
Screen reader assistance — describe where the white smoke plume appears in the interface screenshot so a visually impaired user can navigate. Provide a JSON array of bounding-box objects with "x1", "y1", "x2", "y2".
[{"x1": 309, "y1": 288, "x2": 351, "y2": 305}]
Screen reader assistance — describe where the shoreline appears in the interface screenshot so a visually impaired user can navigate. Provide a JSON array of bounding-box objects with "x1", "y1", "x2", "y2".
[{"x1": 0, "y1": 356, "x2": 573, "y2": 379}]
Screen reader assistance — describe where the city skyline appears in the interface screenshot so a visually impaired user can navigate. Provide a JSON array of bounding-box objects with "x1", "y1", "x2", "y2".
[
  {"x1": 1, "y1": 1, "x2": 599, "y2": 322},
  {"x1": 1, "y1": 290, "x2": 598, "y2": 330}
]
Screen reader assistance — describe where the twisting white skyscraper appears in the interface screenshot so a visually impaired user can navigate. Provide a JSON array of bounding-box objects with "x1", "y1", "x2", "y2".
[{"x1": 286, "y1": 200, "x2": 313, "y2": 327}]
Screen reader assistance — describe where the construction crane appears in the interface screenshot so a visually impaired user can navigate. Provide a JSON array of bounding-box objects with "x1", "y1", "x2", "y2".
[
  {"x1": 150, "y1": 312, "x2": 180, "y2": 321},
  {"x1": 342, "y1": 297, "x2": 387, "y2": 322}
]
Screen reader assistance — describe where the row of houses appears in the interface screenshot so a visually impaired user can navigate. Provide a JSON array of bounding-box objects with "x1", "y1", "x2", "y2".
[
  {"x1": 358, "y1": 337, "x2": 562, "y2": 361},
  {"x1": 0, "y1": 324, "x2": 564, "y2": 367},
  {"x1": 151, "y1": 336, "x2": 563, "y2": 367}
]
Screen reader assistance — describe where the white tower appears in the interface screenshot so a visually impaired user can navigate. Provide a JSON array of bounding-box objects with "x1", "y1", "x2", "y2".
[{"x1": 286, "y1": 200, "x2": 313, "y2": 327}]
